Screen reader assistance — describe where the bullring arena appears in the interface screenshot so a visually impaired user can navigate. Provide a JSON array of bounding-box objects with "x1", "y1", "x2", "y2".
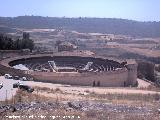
[{"x1": 0, "y1": 51, "x2": 137, "y2": 87}]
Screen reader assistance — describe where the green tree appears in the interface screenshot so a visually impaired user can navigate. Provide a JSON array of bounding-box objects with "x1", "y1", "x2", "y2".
[{"x1": 0, "y1": 34, "x2": 34, "y2": 51}]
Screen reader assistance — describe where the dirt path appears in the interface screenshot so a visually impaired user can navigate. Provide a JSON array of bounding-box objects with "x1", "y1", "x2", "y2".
[
  {"x1": 23, "y1": 79, "x2": 160, "y2": 96},
  {"x1": 137, "y1": 78, "x2": 152, "y2": 88}
]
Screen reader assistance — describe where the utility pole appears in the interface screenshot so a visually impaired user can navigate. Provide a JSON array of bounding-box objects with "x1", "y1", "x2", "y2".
[
  {"x1": 36, "y1": 89, "x2": 39, "y2": 101},
  {"x1": 11, "y1": 88, "x2": 14, "y2": 104},
  {"x1": 5, "y1": 90, "x2": 8, "y2": 105}
]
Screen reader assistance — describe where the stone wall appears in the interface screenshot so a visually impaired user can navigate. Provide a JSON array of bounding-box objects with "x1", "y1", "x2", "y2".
[{"x1": 29, "y1": 68, "x2": 128, "y2": 87}]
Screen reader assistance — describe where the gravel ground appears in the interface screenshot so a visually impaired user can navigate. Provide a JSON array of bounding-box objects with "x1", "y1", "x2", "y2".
[
  {"x1": 0, "y1": 100, "x2": 159, "y2": 115},
  {"x1": 0, "y1": 100, "x2": 160, "y2": 120}
]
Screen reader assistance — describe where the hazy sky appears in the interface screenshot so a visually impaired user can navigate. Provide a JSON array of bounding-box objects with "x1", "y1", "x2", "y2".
[{"x1": 0, "y1": 0, "x2": 160, "y2": 21}]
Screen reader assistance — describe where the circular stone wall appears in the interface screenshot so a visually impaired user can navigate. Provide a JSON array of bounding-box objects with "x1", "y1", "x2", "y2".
[{"x1": 0, "y1": 53, "x2": 137, "y2": 87}]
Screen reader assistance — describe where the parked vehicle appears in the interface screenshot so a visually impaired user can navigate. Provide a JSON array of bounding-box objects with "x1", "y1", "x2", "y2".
[
  {"x1": 13, "y1": 76, "x2": 20, "y2": 80},
  {"x1": 0, "y1": 83, "x2": 3, "y2": 89},
  {"x1": 19, "y1": 85, "x2": 34, "y2": 93},
  {"x1": 13, "y1": 82, "x2": 22, "y2": 88},
  {"x1": 4, "y1": 74, "x2": 12, "y2": 79},
  {"x1": 28, "y1": 77, "x2": 34, "y2": 81},
  {"x1": 20, "y1": 77, "x2": 27, "y2": 81},
  {"x1": 13, "y1": 82, "x2": 34, "y2": 93}
]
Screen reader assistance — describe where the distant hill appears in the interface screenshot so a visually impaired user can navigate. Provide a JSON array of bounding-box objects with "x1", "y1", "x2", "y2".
[{"x1": 0, "y1": 16, "x2": 160, "y2": 37}]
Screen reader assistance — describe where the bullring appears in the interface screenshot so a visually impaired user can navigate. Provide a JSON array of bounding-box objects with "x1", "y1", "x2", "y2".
[{"x1": 0, "y1": 52, "x2": 137, "y2": 87}]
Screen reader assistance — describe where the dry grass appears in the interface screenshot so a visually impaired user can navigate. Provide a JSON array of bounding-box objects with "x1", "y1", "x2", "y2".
[
  {"x1": 1, "y1": 89, "x2": 160, "y2": 120},
  {"x1": 89, "y1": 92, "x2": 160, "y2": 102},
  {"x1": 34, "y1": 86, "x2": 63, "y2": 94},
  {"x1": 138, "y1": 85, "x2": 160, "y2": 92},
  {"x1": 30, "y1": 86, "x2": 160, "y2": 105}
]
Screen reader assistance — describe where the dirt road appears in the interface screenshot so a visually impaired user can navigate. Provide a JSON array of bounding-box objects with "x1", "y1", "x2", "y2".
[
  {"x1": 24, "y1": 79, "x2": 159, "y2": 95},
  {"x1": 0, "y1": 76, "x2": 159, "y2": 102}
]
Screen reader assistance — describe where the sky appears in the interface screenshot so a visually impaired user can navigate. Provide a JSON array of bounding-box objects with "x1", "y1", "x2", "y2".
[{"x1": 0, "y1": 0, "x2": 160, "y2": 21}]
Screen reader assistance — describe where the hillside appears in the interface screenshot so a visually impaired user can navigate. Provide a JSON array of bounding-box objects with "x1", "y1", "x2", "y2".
[{"x1": 0, "y1": 16, "x2": 160, "y2": 37}]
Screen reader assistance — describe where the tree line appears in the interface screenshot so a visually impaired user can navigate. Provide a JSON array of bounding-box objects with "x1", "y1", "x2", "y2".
[{"x1": 0, "y1": 34, "x2": 34, "y2": 51}]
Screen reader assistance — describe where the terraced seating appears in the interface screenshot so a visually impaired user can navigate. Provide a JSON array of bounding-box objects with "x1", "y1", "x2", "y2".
[{"x1": 19, "y1": 57, "x2": 124, "y2": 73}]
